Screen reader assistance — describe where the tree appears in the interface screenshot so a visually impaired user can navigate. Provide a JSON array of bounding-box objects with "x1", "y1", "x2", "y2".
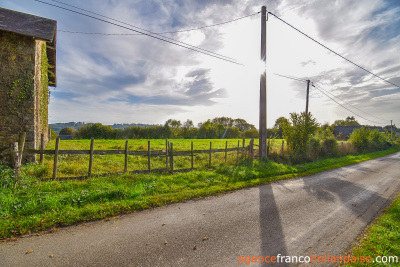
[
  {"x1": 233, "y1": 119, "x2": 256, "y2": 132},
  {"x1": 273, "y1": 116, "x2": 289, "y2": 139},
  {"x1": 164, "y1": 119, "x2": 181, "y2": 138},
  {"x1": 345, "y1": 116, "x2": 360, "y2": 125},
  {"x1": 198, "y1": 120, "x2": 216, "y2": 139},
  {"x1": 59, "y1": 127, "x2": 74, "y2": 135},
  {"x1": 224, "y1": 127, "x2": 241, "y2": 138},
  {"x1": 281, "y1": 112, "x2": 319, "y2": 159},
  {"x1": 333, "y1": 116, "x2": 360, "y2": 126},
  {"x1": 242, "y1": 129, "x2": 259, "y2": 138},
  {"x1": 212, "y1": 117, "x2": 234, "y2": 127},
  {"x1": 74, "y1": 123, "x2": 117, "y2": 139},
  {"x1": 181, "y1": 119, "x2": 196, "y2": 139}
]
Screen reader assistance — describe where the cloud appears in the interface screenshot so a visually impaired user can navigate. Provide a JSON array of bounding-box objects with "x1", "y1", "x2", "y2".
[{"x1": 5, "y1": 0, "x2": 399, "y2": 125}]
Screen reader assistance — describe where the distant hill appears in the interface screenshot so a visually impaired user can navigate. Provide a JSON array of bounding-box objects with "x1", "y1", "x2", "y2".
[
  {"x1": 49, "y1": 122, "x2": 86, "y2": 132},
  {"x1": 49, "y1": 122, "x2": 155, "y2": 133}
]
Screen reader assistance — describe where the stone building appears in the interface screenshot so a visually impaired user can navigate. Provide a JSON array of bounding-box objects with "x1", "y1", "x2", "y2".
[{"x1": 0, "y1": 8, "x2": 57, "y2": 163}]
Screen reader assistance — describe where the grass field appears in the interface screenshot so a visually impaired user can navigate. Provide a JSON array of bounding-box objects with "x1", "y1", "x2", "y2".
[
  {"x1": 34, "y1": 139, "x2": 286, "y2": 178},
  {"x1": 1, "y1": 147, "x2": 398, "y2": 239}
]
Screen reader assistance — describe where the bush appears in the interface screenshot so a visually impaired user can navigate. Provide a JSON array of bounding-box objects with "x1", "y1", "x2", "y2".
[
  {"x1": 349, "y1": 127, "x2": 391, "y2": 153},
  {"x1": 74, "y1": 123, "x2": 117, "y2": 139},
  {"x1": 281, "y1": 112, "x2": 319, "y2": 162},
  {"x1": 321, "y1": 137, "x2": 338, "y2": 157},
  {"x1": 349, "y1": 127, "x2": 370, "y2": 153},
  {"x1": 242, "y1": 129, "x2": 259, "y2": 138},
  {"x1": 309, "y1": 137, "x2": 322, "y2": 158},
  {"x1": 59, "y1": 127, "x2": 74, "y2": 136}
]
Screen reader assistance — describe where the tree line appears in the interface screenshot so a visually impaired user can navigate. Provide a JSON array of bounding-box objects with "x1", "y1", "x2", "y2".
[{"x1": 58, "y1": 117, "x2": 259, "y2": 139}]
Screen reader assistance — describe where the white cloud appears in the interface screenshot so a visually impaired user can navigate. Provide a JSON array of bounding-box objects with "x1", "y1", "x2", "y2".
[{"x1": 5, "y1": 0, "x2": 399, "y2": 126}]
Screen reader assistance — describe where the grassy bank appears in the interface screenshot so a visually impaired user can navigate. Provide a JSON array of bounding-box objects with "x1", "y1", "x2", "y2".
[
  {"x1": 344, "y1": 192, "x2": 400, "y2": 266},
  {"x1": 0, "y1": 147, "x2": 399, "y2": 239}
]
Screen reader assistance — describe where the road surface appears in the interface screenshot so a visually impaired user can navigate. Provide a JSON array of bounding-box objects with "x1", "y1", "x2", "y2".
[{"x1": 1, "y1": 152, "x2": 400, "y2": 266}]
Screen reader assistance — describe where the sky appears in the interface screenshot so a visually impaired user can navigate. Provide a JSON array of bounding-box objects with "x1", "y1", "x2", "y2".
[{"x1": 1, "y1": 0, "x2": 399, "y2": 128}]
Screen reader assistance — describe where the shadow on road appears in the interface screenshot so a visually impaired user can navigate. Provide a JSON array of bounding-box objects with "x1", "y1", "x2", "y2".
[
  {"x1": 258, "y1": 154, "x2": 399, "y2": 266},
  {"x1": 259, "y1": 184, "x2": 289, "y2": 266}
]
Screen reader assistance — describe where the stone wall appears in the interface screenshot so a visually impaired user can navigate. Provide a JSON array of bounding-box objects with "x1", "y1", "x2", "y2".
[{"x1": 0, "y1": 31, "x2": 49, "y2": 164}]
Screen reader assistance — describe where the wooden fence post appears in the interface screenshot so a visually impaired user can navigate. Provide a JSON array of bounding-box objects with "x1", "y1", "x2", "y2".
[
  {"x1": 191, "y1": 141, "x2": 194, "y2": 170},
  {"x1": 237, "y1": 140, "x2": 240, "y2": 165},
  {"x1": 267, "y1": 139, "x2": 271, "y2": 157},
  {"x1": 249, "y1": 139, "x2": 254, "y2": 163},
  {"x1": 88, "y1": 138, "x2": 94, "y2": 177},
  {"x1": 124, "y1": 140, "x2": 128, "y2": 173},
  {"x1": 169, "y1": 143, "x2": 174, "y2": 173},
  {"x1": 148, "y1": 140, "x2": 151, "y2": 173},
  {"x1": 53, "y1": 137, "x2": 60, "y2": 179},
  {"x1": 18, "y1": 132, "x2": 26, "y2": 167},
  {"x1": 225, "y1": 141, "x2": 228, "y2": 163},
  {"x1": 165, "y1": 139, "x2": 168, "y2": 170},
  {"x1": 40, "y1": 133, "x2": 45, "y2": 165},
  {"x1": 209, "y1": 141, "x2": 212, "y2": 168},
  {"x1": 242, "y1": 138, "x2": 245, "y2": 148},
  {"x1": 10, "y1": 142, "x2": 19, "y2": 173},
  {"x1": 281, "y1": 140, "x2": 284, "y2": 155}
]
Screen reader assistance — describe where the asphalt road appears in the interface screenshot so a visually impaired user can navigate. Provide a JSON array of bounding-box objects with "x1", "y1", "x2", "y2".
[{"x1": 1, "y1": 152, "x2": 400, "y2": 266}]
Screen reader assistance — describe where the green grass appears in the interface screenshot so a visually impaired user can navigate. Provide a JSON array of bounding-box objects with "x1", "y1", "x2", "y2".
[
  {"x1": 1, "y1": 147, "x2": 398, "y2": 239},
  {"x1": 343, "y1": 192, "x2": 400, "y2": 267}
]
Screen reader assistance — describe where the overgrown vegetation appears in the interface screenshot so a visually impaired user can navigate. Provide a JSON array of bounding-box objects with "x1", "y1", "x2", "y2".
[
  {"x1": 349, "y1": 127, "x2": 391, "y2": 153},
  {"x1": 0, "y1": 148, "x2": 398, "y2": 239},
  {"x1": 344, "y1": 192, "x2": 400, "y2": 267},
  {"x1": 40, "y1": 42, "x2": 49, "y2": 134}
]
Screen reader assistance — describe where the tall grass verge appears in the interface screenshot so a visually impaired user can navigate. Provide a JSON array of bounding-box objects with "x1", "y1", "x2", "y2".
[
  {"x1": 0, "y1": 147, "x2": 399, "y2": 239},
  {"x1": 343, "y1": 192, "x2": 400, "y2": 266}
]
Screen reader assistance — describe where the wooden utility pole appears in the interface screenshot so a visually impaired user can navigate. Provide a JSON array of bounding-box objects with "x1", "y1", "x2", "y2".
[
  {"x1": 305, "y1": 80, "x2": 310, "y2": 115},
  {"x1": 391, "y1": 120, "x2": 393, "y2": 140},
  {"x1": 259, "y1": 5, "x2": 267, "y2": 159}
]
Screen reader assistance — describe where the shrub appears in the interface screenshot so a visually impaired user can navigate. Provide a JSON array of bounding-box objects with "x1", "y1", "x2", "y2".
[
  {"x1": 281, "y1": 112, "x2": 319, "y2": 161},
  {"x1": 349, "y1": 127, "x2": 370, "y2": 153},
  {"x1": 309, "y1": 137, "x2": 322, "y2": 158},
  {"x1": 321, "y1": 137, "x2": 338, "y2": 157},
  {"x1": 349, "y1": 127, "x2": 391, "y2": 153},
  {"x1": 59, "y1": 127, "x2": 74, "y2": 136}
]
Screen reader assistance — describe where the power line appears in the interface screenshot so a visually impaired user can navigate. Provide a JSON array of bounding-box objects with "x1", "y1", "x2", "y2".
[
  {"x1": 273, "y1": 72, "x2": 391, "y2": 124},
  {"x1": 272, "y1": 72, "x2": 308, "y2": 83},
  {"x1": 313, "y1": 84, "x2": 389, "y2": 125},
  {"x1": 58, "y1": 12, "x2": 260, "y2": 36},
  {"x1": 34, "y1": 0, "x2": 242, "y2": 65},
  {"x1": 45, "y1": 0, "x2": 238, "y2": 62},
  {"x1": 313, "y1": 82, "x2": 389, "y2": 122},
  {"x1": 48, "y1": 0, "x2": 244, "y2": 63},
  {"x1": 267, "y1": 11, "x2": 400, "y2": 89},
  {"x1": 58, "y1": 30, "x2": 142, "y2": 35}
]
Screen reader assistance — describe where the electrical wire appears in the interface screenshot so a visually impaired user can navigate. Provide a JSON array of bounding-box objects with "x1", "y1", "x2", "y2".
[
  {"x1": 313, "y1": 82, "x2": 389, "y2": 122},
  {"x1": 272, "y1": 72, "x2": 308, "y2": 83},
  {"x1": 313, "y1": 84, "x2": 389, "y2": 125},
  {"x1": 267, "y1": 11, "x2": 400, "y2": 89},
  {"x1": 58, "y1": 30, "x2": 142, "y2": 35},
  {"x1": 34, "y1": 0, "x2": 242, "y2": 65},
  {"x1": 45, "y1": 0, "x2": 240, "y2": 63},
  {"x1": 58, "y1": 12, "x2": 260, "y2": 36},
  {"x1": 58, "y1": 11, "x2": 260, "y2": 36}
]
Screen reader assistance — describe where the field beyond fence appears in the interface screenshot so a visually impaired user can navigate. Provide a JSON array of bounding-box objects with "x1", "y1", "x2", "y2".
[{"x1": 24, "y1": 137, "x2": 287, "y2": 179}]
